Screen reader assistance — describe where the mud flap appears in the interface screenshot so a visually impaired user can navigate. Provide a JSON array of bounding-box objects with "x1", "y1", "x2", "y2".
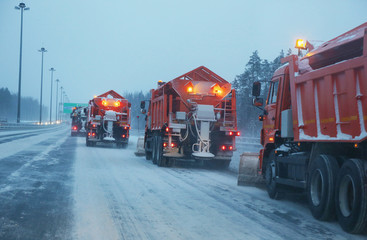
[{"x1": 237, "y1": 152, "x2": 265, "y2": 187}]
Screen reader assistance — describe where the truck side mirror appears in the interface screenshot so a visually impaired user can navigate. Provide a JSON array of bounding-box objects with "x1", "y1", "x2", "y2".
[
  {"x1": 252, "y1": 82, "x2": 261, "y2": 97},
  {"x1": 140, "y1": 101, "x2": 145, "y2": 109},
  {"x1": 253, "y1": 98, "x2": 263, "y2": 107}
]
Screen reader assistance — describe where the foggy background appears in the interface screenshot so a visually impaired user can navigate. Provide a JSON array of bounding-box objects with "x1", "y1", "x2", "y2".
[{"x1": 0, "y1": 0, "x2": 366, "y2": 125}]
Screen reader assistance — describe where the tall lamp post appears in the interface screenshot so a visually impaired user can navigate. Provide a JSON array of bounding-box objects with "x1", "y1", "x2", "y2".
[
  {"x1": 49, "y1": 68, "x2": 56, "y2": 123},
  {"x1": 15, "y1": 2, "x2": 30, "y2": 123},
  {"x1": 60, "y1": 86, "x2": 64, "y2": 122},
  {"x1": 38, "y1": 47, "x2": 47, "y2": 124},
  {"x1": 55, "y1": 79, "x2": 59, "y2": 122}
]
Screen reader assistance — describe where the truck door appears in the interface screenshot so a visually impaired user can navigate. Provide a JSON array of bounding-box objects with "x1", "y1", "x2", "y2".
[{"x1": 264, "y1": 78, "x2": 280, "y2": 132}]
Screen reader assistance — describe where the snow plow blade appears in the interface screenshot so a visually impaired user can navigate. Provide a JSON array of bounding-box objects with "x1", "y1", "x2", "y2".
[
  {"x1": 134, "y1": 137, "x2": 146, "y2": 156},
  {"x1": 237, "y1": 152, "x2": 265, "y2": 187}
]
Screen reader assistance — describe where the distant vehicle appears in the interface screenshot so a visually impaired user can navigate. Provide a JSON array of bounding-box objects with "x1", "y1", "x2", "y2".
[
  {"x1": 70, "y1": 106, "x2": 87, "y2": 136},
  {"x1": 140, "y1": 66, "x2": 239, "y2": 168},
  {"x1": 85, "y1": 90, "x2": 131, "y2": 147},
  {"x1": 239, "y1": 22, "x2": 367, "y2": 234}
]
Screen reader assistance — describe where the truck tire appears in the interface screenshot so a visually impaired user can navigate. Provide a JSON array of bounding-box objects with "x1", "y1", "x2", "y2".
[
  {"x1": 307, "y1": 154, "x2": 339, "y2": 221},
  {"x1": 265, "y1": 151, "x2": 284, "y2": 199},
  {"x1": 152, "y1": 136, "x2": 157, "y2": 164},
  {"x1": 145, "y1": 150, "x2": 152, "y2": 160},
  {"x1": 157, "y1": 136, "x2": 165, "y2": 167},
  {"x1": 335, "y1": 158, "x2": 367, "y2": 234}
]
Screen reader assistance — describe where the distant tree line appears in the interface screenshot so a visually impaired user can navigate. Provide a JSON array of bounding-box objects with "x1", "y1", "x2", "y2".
[{"x1": 0, "y1": 87, "x2": 48, "y2": 122}]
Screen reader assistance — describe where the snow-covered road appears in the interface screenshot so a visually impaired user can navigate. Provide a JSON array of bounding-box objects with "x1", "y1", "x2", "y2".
[{"x1": 0, "y1": 126, "x2": 365, "y2": 239}]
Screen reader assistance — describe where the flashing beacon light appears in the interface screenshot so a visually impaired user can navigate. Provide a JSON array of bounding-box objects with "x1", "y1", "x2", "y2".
[
  {"x1": 165, "y1": 127, "x2": 169, "y2": 132},
  {"x1": 114, "y1": 101, "x2": 120, "y2": 107},
  {"x1": 102, "y1": 100, "x2": 107, "y2": 106},
  {"x1": 269, "y1": 137, "x2": 274, "y2": 142},
  {"x1": 187, "y1": 86, "x2": 193, "y2": 93},
  {"x1": 94, "y1": 95, "x2": 97, "y2": 98},
  {"x1": 73, "y1": 126, "x2": 77, "y2": 130},
  {"x1": 295, "y1": 39, "x2": 307, "y2": 50}
]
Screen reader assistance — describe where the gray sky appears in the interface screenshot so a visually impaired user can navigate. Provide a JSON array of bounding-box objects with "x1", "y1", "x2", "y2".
[{"x1": 1, "y1": 0, "x2": 366, "y2": 104}]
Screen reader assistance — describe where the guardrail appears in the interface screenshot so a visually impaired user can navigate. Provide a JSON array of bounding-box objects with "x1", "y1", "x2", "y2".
[{"x1": 0, "y1": 122, "x2": 65, "y2": 130}]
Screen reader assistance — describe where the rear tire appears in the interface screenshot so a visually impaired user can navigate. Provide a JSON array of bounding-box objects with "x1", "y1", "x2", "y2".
[
  {"x1": 307, "y1": 154, "x2": 339, "y2": 221},
  {"x1": 157, "y1": 136, "x2": 164, "y2": 167},
  {"x1": 335, "y1": 159, "x2": 367, "y2": 234},
  {"x1": 152, "y1": 136, "x2": 157, "y2": 164}
]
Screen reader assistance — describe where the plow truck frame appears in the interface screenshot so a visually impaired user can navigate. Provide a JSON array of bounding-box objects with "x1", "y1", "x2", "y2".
[
  {"x1": 140, "y1": 66, "x2": 239, "y2": 167},
  {"x1": 85, "y1": 90, "x2": 131, "y2": 148}
]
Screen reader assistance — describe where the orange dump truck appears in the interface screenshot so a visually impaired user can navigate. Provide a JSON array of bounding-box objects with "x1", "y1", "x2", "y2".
[
  {"x1": 239, "y1": 22, "x2": 367, "y2": 233},
  {"x1": 140, "y1": 66, "x2": 239, "y2": 167}
]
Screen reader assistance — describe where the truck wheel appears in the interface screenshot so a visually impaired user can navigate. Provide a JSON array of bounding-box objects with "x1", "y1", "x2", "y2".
[
  {"x1": 145, "y1": 151, "x2": 152, "y2": 160},
  {"x1": 335, "y1": 158, "x2": 367, "y2": 233},
  {"x1": 157, "y1": 136, "x2": 164, "y2": 167},
  {"x1": 152, "y1": 136, "x2": 157, "y2": 164},
  {"x1": 307, "y1": 154, "x2": 339, "y2": 221},
  {"x1": 265, "y1": 151, "x2": 284, "y2": 199}
]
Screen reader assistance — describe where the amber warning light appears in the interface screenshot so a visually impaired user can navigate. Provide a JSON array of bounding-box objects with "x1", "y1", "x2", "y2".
[{"x1": 295, "y1": 39, "x2": 307, "y2": 50}]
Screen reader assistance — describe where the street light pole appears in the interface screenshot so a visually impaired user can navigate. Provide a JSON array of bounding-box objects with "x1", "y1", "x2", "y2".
[
  {"x1": 38, "y1": 47, "x2": 47, "y2": 124},
  {"x1": 15, "y1": 2, "x2": 30, "y2": 123},
  {"x1": 49, "y1": 68, "x2": 56, "y2": 123},
  {"x1": 55, "y1": 79, "x2": 59, "y2": 122},
  {"x1": 60, "y1": 86, "x2": 63, "y2": 121}
]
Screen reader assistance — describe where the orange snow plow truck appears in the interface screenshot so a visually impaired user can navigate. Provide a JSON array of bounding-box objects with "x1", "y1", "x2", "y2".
[
  {"x1": 238, "y1": 22, "x2": 367, "y2": 233},
  {"x1": 140, "y1": 66, "x2": 239, "y2": 167},
  {"x1": 85, "y1": 90, "x2": 131, "y2": 147}
]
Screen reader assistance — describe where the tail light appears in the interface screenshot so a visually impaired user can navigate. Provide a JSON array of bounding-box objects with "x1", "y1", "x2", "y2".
[
  {"x1": 122, "y1": 134, "x2": 126, "y2": 138},
  {"x1": 236, "y1": 132, "x2": 240, "y2": 136},
  {"x1": 165, "y1": 127, "x2": 169, "y2": 132},
  {"x1": 171, "y1": 143, "x2": 175, "y2": 148},
  {"x1": 221, "y1": 145, "x2": 234, "y2": 151},
  {"x1": 88, "y1": 133, "x2": 91, "y2": 136},
  {"x1": 163, "y1": 142, "x2": 167, "y2": 147},
  {"x1": 124, "y1": 126, "x2": 127, "y2": 130},
  {"x1": 92, "y1": 124, "x2": 96, "y2": 128},
  {"x1": 73, "y1": 126, "x2": 77, "y2": 130},
  {"x1": 92, "y1": 132, "x2": 96, "y2": 136},
  {"x1": 229, "y1": 131, "x2": 233, "y2": 136}
]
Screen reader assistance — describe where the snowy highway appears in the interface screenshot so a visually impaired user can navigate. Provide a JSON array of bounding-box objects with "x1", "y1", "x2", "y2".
[{"x1": 0, "y1": 125, "x2": 365, "y2": 240}]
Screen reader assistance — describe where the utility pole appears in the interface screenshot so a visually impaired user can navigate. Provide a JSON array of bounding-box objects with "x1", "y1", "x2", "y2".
[
  {"x1": 49, "y1": 68, "x2": 56, "y2": 123},
  {"x1": 55, "y1": 79, "x2": 59, "y2": 122},
  {"x1": 38, "y1": 47, "x2": 47, "y2": 124},
  {"x1": 15, "y1": 2, "x2": 30, "y2": 123}
]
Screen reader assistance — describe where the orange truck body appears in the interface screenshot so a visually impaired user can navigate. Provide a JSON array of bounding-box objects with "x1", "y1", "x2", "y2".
[
  {"x1": 254, "y1": 22, "x2": 367, "y2": 233},
  {"x1": 142, "y1": 66, "x2": 239, "y2": 167},
  {"x1": 86, "y1": 90, "x2": 131, "y2": 147}
]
